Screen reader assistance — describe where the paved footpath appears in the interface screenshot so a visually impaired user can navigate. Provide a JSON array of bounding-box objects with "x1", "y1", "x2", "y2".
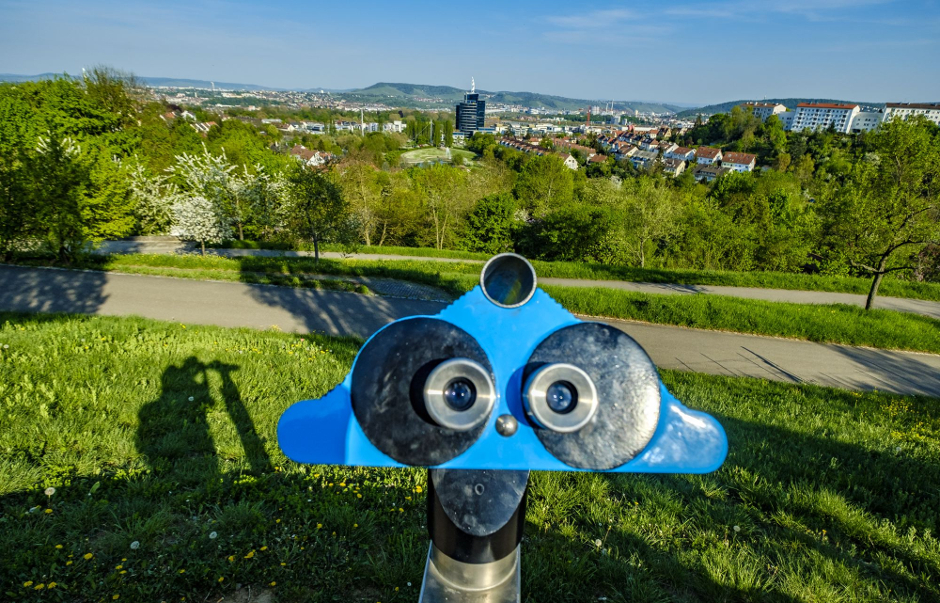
[
  {"x1": 3, "y1": 265, "x2": 939, "y2": 398},
  {"x1": 94, "y1": 241, "x2": 940, "y2": 319}
]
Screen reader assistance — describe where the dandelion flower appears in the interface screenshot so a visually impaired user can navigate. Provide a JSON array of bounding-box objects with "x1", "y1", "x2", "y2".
[
  {"x1": 269, "y1": 581, "x2": 276, "y2": 587},
  {"x1": 45, "y1": 509, "x2": 53, "y2": 514},
  {"x1": 209, "y1": 531, "x2": 218, "y2": 539},
  {"x1": 357, "y1": 494, "x2": 362, "y2": 499},
  {"x1": 733, "y1": 525, "x2": 741, "y2": 533},
  {"x1": 595, "y1": 539, "x2": 602, "y2": 548},
  {"x1": 260, "y1": 546, "x2": 268, "y2": 551},
  {"x1": 316, "y1": 523, "x2": 322, "y2": 529},
  {"x1": 66, "y1": 561, "x2": 73, "y2": 566},
  {"x1": 414, "y1": 486, "x2": 422, "y2": 493},
  {"x1": 113, "y1": 595, "x2": 120, "y2": 600},
  {"x1": 353, "y1": 524, "x2": 358, "y2": 528},
  {"x1": 48, "y1": 582, "x2": 57, "y2": 589},
  {"x1": 218, "y1": 577, "x2": 224, "y2": 583},
  {"x1": 120, "y1": 570, "x2": 127, "y2": 575},
  {"x1": 115, "y1": 565, "x2": 123, "y2": 570},
  {"x1": 179, "y1": 569, "x2": 185, "y2": 573},
  {"x1": 45, "y1": 487, "x2": 56, "y2": 496},
  {"x1": 130, "y1": 541, "x2": 140, "y2": 550},
  {"x1": 227, "y1": 556, "x2": 235, "y2": 562},
  {"x1": 84, "y1": 553, "x2": 94, "y2": 560},
  {"x1": 55, "y1": 544, "x2": 63, "y2": 549},
  {"x1": 35, "y1": 583, "x2": 45, "y2": 590},
  {"x1": 23, "y1": 581, "x2": 33, "y2": 587},
  {"x1": 244, "y1": 551, "x2": 255, "y2": 559},
  {"x1": 280, "y1": 562, "x2": 286, "y2": 566}
]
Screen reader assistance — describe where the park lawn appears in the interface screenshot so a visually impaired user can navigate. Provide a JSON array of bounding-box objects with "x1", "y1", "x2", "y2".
[
  {"x1": 0, "y1": 313, "x2": 938, "y2": 602},
  {"x1": 399, "y1": 147, "x2": 476, "y2": 166},
  {"x1": 25, "y1": 254, "x2": 940, "y2": 354}
]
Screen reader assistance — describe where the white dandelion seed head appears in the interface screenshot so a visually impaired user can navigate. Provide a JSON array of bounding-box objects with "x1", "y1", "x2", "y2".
[
  {"x1": 733, "y1": 525, "x2": 741, "y2": 532},
  {"x1": 130, "y1": 541, "x2": 140, "y2": 550},
  {"x1": 45, "y1": 487, "x2": 56, "y2": 496},
  {"x1": 209, "y1": 531, "x2": 218, "y2": 539},
  {"x1": 594, "y1": 539, "x2": 602, "y2": 548},
  {"x1": 188, "y1": 396, "x2": 195, "y2": 402}
]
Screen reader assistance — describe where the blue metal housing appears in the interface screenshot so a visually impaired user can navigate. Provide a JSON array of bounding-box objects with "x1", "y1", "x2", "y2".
[{"x1": 277, "y1": 286, "x2": 728, "y2": 473}]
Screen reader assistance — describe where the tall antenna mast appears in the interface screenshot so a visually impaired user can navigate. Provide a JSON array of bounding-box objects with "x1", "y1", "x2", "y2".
[{"x1": 471, "y1": 77, "x2": 475, "y2": 94}]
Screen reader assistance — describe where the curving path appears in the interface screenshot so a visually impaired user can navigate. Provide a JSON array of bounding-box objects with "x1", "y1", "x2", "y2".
[
  {"x1": 93, "y1": 241, "x2": 940, "y2": 319},
  {"x1": 2, "y1": 264, "x2": 939, "y2": 398}
]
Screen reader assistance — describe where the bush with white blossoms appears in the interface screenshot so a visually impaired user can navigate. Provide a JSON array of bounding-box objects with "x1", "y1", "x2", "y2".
[{"x1": 171, "y1": 194, "x2": 231, "y2": 255}]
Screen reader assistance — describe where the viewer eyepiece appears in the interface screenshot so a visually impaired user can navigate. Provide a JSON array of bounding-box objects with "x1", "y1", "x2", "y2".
[
  {"x1": 423, "y1": 358, "x2": 495, "y2": 431},
  {"x1": 524, "y1": 363, "x2": 597, "y2": 433}
]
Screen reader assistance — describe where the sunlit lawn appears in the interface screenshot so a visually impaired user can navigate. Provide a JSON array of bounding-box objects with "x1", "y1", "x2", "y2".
[{"x1": 1, "y1": 312, "x2": 938, "y2": 602}]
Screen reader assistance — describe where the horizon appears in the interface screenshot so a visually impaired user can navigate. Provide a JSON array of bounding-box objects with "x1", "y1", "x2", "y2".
[{"x1": 2, "y1": 0, "x2": 940, "y2": 105}]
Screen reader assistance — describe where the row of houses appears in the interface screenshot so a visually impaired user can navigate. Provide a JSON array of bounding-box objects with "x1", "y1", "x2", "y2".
[
  {"x1": 741, "y1": 101, "x2": 940, "y2": 134},
  {"x1": 498, "y1": 138, "x2": 591, "y2": 170}
]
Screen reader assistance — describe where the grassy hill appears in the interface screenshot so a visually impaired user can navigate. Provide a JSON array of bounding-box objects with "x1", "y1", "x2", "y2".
[
  {"x1": 343, "y1": 82, "x2": 682, "y2": 113},
  {"x1": 678, "y1": 97, "x2": 884, "y2": 118}
]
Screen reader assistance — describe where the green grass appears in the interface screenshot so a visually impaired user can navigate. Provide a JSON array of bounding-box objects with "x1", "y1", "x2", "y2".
[
  {"x1": 399, "y1": 147, "x2": 476, "y2": 165},
  {"x1": 1, "y1": 313, "x2": 938, "y2": 602},
  {"x1": 19, "y1": 254, "x2": 940, "y2": 353},
  {"x1": 212, "y1": 240, "x2": 490, "y2": 261}
]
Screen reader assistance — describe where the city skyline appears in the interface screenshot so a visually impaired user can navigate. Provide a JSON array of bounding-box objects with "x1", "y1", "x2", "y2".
[{"x1": 2, "y1": 0, "x2": 939, "y2": 105}]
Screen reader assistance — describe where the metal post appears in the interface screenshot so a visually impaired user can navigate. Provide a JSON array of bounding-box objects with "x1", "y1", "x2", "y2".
[{"x1": 419, "y1": 469, "x2": 528, "y2": 602}]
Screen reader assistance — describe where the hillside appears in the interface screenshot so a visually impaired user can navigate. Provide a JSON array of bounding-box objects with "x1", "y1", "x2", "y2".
[
  {"x1": 343, "y1": 82, "x2": 682, "y2": 113},
  {"x1": 678, "y1": 98, "x2": 884, "y2": 118}
]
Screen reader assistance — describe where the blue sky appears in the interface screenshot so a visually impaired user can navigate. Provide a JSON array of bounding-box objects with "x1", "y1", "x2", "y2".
[{"x1": 1, "y1": 0, "x2": 938, "y2": 105}]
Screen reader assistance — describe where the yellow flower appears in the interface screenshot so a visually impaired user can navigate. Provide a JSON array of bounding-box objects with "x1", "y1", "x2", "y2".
[
  {"x1": 353, "y1": 523, "x2": 358, "y2": 528},
  {"x1": 55, "y1": 544, "x2": 63, "y2": 549},
  {"x1": 84, "y1": 553, "x2": 94, "y2": 560},
  {"x1": 339, "y1": 482, "x2": 346, "y2": 487},
  {"x1": 275, "y1": 519, "x2": 281, "y2": 524},
  {"x1": 280, "y1": 562, "x2": 286, "y2": 566},
  {"x1": 415, "y1": 486, "x2": 422, "y2": 493},
  {"x1": 316, "y1": 523, "x2": 322, "y2": 529},
  {"x1": 357, "y1": 494, "x2": 362, "y2": 499},
  {"x1": 269, "y1": 581, "x2": 276, "y2": 587},
  {"x1": 34, "y1": 583, "x2": 45, "y2": 590},
  {"x1": 260, "y1": 546, "x2": 268, "y2": 551},
  {"x1": 48, "y1": 582, "x2": 57, "y2": 589},
  {"x1": 23, "y1": 581, "x2": 33, "y2": 587},
  {"x1": 227, "y1": 556, "x2": 235, "y2": 562},
  {"x1": 66, "y1": 561, "x2": 73, "y2": 566},
  {"x1": 399, "y1": 508, "x2": 404, "y2": 513},
  {"x1": 113, "y1": 595, "x2": 120, "y2": 600},
  {"x1": 116, "y1": 565, "x2": 123, "y2": 569},
  {"x1": 120, "y1": 570, "x2": 127, "y2": 575},
  {"x1": 179, "y1": 569, "x2": 185, "y2": 574},
  {"x1": 218, "y1": 577, "x2": 224, "y2": 583},
  {"x1": 244, "y1": 551, "x2": 255, "y2": 559},
  {"x1": 45, "y1": 508, "x2": 53, "y2": 514}
]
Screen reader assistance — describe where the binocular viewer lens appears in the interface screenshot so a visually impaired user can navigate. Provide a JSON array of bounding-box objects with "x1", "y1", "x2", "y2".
[
  {"x1": 523, "y1": 364, "x2": 598, "y2": 433},
  {"x1": 424, "y1": 358, "x2": 495, "y2": 432},
  {"x1": 443, "y1": 378, "x2": 476, "y2": 412}
]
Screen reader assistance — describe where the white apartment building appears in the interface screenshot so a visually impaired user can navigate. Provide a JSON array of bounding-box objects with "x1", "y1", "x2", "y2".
[
  {"x1": 741, "y1": 102, "x2": 787, "y2": 121},
  {"x1": 721, "y1": 152, "x2": 757, "y2": 172},
  {"x1": 882, "y1": 103, "x2": 940, "y2": 127},
  {"x1": 788, "y1": 103, "x2": 860, "y2": 133},
  {"x1": 850, "y1": 112, "x2": 883, "y2": 133},
  {"x1": 383, "y1": 120, "x2": 405, "y2": 133}
]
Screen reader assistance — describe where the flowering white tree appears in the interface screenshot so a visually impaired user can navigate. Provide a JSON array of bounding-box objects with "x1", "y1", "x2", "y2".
[
  {"x1": 166, "y1": 144, "x2": 239, "y2": 239},
  {"x1": 171, "y1": 194, "x2": 231, "y2": 255},
  {"x1": 128, "y1": 163, "x2": 178, "y2": 235}
]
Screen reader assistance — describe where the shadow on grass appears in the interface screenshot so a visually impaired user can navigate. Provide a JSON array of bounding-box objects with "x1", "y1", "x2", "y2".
[{"x1": 136, "y1": 357, "x2": 272, "y2": 483}]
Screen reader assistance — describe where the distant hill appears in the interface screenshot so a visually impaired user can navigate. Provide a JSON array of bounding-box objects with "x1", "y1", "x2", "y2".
[
  {"x1": 345, "y1": 82, "x2": 683, "y2": 113},
  {"x1": 678, "y1": 98, "x2": 884, "y2": 118}
]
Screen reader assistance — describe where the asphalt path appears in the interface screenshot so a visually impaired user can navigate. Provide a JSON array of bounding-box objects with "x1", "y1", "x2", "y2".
[
  {"x1": 94, "y1": 242, "x2": 940, "y2": 319},
  {"x1": 3, "y1": 264, "x2": 939, "y2": 398}
]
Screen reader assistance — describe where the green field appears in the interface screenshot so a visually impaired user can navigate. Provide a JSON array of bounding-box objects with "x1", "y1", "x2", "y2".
[
  {"x1": 1, "y1": 313, "x2": 938, "y2": 602},
  {"x1": 399, "y1": 147, "x2": 476, "y2": 166}
]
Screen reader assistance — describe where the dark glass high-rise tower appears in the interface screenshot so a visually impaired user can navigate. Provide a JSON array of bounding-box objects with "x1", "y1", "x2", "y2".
[{"x1": 456, "y1": 91, "x2": 486, "y2": 135}]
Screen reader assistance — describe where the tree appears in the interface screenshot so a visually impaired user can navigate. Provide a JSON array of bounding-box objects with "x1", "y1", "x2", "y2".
[
  {"x1": 285, "y1": 165, "x2": 348, "y2": 261},
  {"x1": 172, "y1": 193, "x2": 230, "y2": 255},
  {"x1": 819, "y1": 116, "x2": 940, "y2": 309},
  {"x1": 460, "y1": 193, "x2": 516, "y2": 254},
  {"x1": 128, "y1": 162, "x2": 177, "y2": 235},
  {"x1": 513, "y1": 154, "x2": 574, "y2": 215},
  {"x1": 621, "y1": 178, "x2": 680, "y2": 268}
]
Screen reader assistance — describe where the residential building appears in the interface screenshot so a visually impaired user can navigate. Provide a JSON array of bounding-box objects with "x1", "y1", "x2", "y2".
[
  {"x1": 850, "y1": 111, "x2": 883, "y2": 133},
  {"x1": 629, "y1": 149, "x2": 659, "y2": 169},
  {"x1": 695, "y1": 146, "x2": 722, "y2": 165},
  {"x1": 788, "y1": 103, "x2": 860, "y2": 133},
  {"x1": 741, "y1": 102, "x2": 787, "y2": 121},
  {"x1": 289, "y1": 145, "x2": 331, "y2": 168},
  {"x1": 721, "y1": 152, "x2": 756, "y2": 172},
  {"x1": 383, "y1": 120, "x2": 405, "y2": 133},
  {"x1": 693, "y1": 164, "x2": 730, "y2": 182},
  {"x1": 560, "y1": 154, "x2": 579, "y2": 170},
  {"x1": 662, "y1": 158, "x2": 686, "y2": 177},
  {"x1": 666, "y1": 146, "x2": 695, "y2": 162},
  {"x1": 882, "y1": 103, "x2": 940, "y2": 127},
  {"x1": 778, "y1": 112, "x2": 795, "y2": 130}
]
